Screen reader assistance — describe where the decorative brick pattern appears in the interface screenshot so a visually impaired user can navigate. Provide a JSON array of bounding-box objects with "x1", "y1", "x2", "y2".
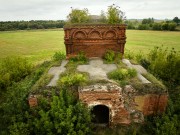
[{"x1": 64, "y1": 24, "x2": 126, "y2": 58}]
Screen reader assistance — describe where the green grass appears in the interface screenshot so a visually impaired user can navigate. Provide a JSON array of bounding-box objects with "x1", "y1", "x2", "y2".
[
  {"x1": 0, "y1": 29, "x2": 180, "y2": 64},
  {"x1": 0, "y1": 29, "x2": 65, "y2": 64},
  {"x1": 126, "y1": 30, "x2": 180, "y2": 54}
]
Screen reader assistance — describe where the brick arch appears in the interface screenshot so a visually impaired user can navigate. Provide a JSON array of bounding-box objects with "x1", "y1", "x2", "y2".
[
  {"x1": 88, "y1": 30, "x2": 102, "y2": 39},
  {"x1": 91, "y1": 104, "x2": 110, "y2": 124},
  {"x1": 73, "y1": 30, "x2": 87, "y2": 39},
  {"x1": 104, "y1": 30, "x2": 117, "y2": 39}
]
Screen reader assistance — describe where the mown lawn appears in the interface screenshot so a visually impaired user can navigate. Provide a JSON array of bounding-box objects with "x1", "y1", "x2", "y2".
[{"x1": 0, "y1": 29, "x2": 179, "y2": 64}]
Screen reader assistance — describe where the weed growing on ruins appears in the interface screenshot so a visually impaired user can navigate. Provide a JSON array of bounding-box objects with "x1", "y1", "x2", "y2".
[
  {"x1": 108, "y1": 68, "x2": 137, "y2": 80},
  {"x1": 0, "y1": 59, "x2": 92, "y2": 135},
  {"x1": 58, "y1": 73, "x2": 88, "y2": 89},
  {"x1": 52, "y1": 51, "x2": 66, "y2": 61},
  {"x1": 0, "y1": 61, "x2": 51, "y2": 134},
  {"x1": 103, "y1": 50, "x2": 115, "y2": 62},
  {"x1": 69, "y1": 51, "x2": 88, "y2": 64},
  {"x1": 108, "y1": 68, "x2": 137, "y2": 86},
  {"x1": 103, "y1": 50, "x2": 123, "y2": 63}
]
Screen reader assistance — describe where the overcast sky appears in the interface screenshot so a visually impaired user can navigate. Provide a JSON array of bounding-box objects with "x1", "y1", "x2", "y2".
[{"x1": 0, "y1": 0, "x2": 179, "y2": 21}]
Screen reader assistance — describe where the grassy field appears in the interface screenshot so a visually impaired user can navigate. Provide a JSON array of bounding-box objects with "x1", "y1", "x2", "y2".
[
  {"x1": 0, "y1": 29, "x2": 65, "y2": 64},
  {"x1": 0, "y1": 29, "x2": 179, "y2": 64},
  {"x1": 126, "y1": 30, "x2": 180, "y2": 53}
]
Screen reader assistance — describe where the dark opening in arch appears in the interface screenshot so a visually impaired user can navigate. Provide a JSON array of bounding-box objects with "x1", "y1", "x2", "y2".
[{"x1": 91, "y1": 105, "x2": 109, "y2": 124}]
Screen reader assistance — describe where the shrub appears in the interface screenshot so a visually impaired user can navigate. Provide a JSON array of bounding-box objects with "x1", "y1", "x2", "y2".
[
  {"x1": 52, "y1": 51, "x2": 66, "y2": 61},
  {"x1": 58, "y1": 73, "x2": 87, "y2": 88},
  {"x1": 147, "y1": 47, "x2": 180, "y2": 88},
  {"x1": 8, "y1": 89, "x2": 92, "y2": 135},
  {"x1": 0, "y1": 61, "x2": 49, "y2": 134},
  {"x1": 104, "y1": 50, "x2": 115, "y2": 62},
  {"x1": 108, "y1": 68, "x2": 137, "y2": 81},
  {"x1": 0, "y1": 56, "x2": 32, "y2": 91},
  {"x1": 69, "y1": 51, "x2": 88, "y2": 64}
]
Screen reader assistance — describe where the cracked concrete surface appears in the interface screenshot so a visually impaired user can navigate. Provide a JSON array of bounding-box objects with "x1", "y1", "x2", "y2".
[
  {"x1": 47, "y1": 60, "x2": 68, "y2": 86},
  {"x1": 77, "y1": 58, "x2": 117, "y2": 80},
  {"x1": 47, "y1": 58, "x2": 150, "y2": 87}
]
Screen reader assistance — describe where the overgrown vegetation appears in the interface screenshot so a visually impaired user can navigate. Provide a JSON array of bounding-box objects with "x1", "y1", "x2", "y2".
[
  {"x1": 0, "y1": 56, "x2": 33, "y2": 91},
  {"x1": 9, "y1": 89, "x2": 92, "y2": 135},
  {"x1": 0, "y1": 61, "x2": 51, "y2": 134},
  {"x1": 108, "y1": 68, "x2": 137, "y2": 87},
  {"x1": 66, "y1": 4, "x2": 125, "y2": 24},
  {"x1": 0, "y1": 53, "x2": 92, "y2": 135},
  {"x1": 106, "y1": 4, "x2": 125, "y2": 24},
  {"x1": 67, "y1": 8, "x2": 90, "y2": 23},
  {"x1": 125, "y1": 46, "x2": 180, "y2": 135},
  {"x1": 58, "y1": 73, "x2": 88, "y2": 88},
  {"x1": 141, "y1": 47, "x2": 180, "y2": 88},
  {"x1": 52, "y1": 51, "x2": 66, "y2": 61},
  {"x1": 69, "y1": 51, "x2": 88, "y2": 64},
  {"x1": 103, "y1": 50, "x2": 122, "y2": 63}
]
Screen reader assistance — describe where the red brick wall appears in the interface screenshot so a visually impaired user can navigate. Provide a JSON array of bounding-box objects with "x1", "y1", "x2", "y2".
[
  {"x1": 79, "y1": 89, "x2": 130, "y2": 125},
  {"x1": 64, "y1": 24, "x2": 126, "y2": 58},
  {"x1": 142, "y1": 94, "x2": 168, "y2": 116}
]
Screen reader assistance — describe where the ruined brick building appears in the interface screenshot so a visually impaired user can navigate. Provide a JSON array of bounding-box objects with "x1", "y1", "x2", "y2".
[{"x1": 64, "y1": 24, "x2": 168, "y2": 126}]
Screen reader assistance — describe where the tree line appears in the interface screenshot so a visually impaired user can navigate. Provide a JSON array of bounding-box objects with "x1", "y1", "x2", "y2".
[
  {"x1": 126, "y1": 17, "x2": 180, "y2": 31},
  {"x1": 0, "y1": 7, "x2": 179, "y2": 31},
  {"x1": 0, "y1": 20, "x2": 65, "y2": 31}
]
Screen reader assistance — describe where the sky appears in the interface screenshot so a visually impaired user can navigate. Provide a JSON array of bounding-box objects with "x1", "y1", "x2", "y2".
[{"x1": 0, "y1": 0, "x2": 179, "y2": 21}]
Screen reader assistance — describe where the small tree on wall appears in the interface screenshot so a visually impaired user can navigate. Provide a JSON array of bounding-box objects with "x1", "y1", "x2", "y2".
[
  {"x1": 67, "y1": 8, "x2": 90, "y2": 23},
  {"x1": 66, "y1": 4, "x2": 125, "y2": 24},
  {"x1": 107, "y1": 4, "x2": 126, "y2": 24}
]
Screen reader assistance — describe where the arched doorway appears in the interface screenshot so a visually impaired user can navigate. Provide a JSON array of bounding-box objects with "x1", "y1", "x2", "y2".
[{"x1": 91, "y1": 105, "x2": 109, "y2": 124}]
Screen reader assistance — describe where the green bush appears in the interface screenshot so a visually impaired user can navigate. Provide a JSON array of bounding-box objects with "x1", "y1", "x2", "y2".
[
  {"x1": 0, "y1": 61, "x2": 49, "y2": 134},
  {"x1": 0, "y1": 56, "x2": 32, "y2": 91},
  {"x1": 147, "y1": 47, "x2": 180, "y2": 88},
  {"x1": 108, "y1": 68, "x2": 137, "y2": 81},
  {"x1": 58, "y1": 73, "x2": 87, "y2": 88},
  {"x1": 69, "y1": 51, "x2": 88, "y2": 64},
  {"x1": 103, "y1": 50, "x2": 115, "y2": 62},
  {"x1": 52, "y1": 51, "x2": 66, "y2": 61},
  {"x1": 9, "y1": 89, "x2": 92, "y2": 135}
]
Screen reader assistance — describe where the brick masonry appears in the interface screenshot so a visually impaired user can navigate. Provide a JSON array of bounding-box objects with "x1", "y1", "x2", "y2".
[
  {"x1": 64, "y1": 24, "x2": 126, "y2": 58},
  {"x1": 78, "y1": 84, "x2": 131, "y2": 126},
  {"x1": 79, "y1": 84, "x2": 168, "y2": 126}
]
